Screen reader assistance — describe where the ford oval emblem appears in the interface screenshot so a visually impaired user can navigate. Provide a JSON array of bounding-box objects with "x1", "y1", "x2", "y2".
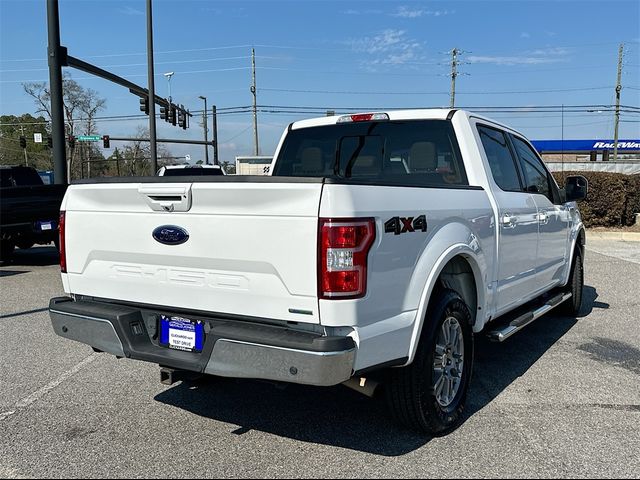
[{"x1": 152, "y1": 225, "x2": 189, "y2": 245}]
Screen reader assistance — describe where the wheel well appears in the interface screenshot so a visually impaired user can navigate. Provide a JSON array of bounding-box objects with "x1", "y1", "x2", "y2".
[{"x1": 436, "y1": 256, "x2": 478, "y2": 326}]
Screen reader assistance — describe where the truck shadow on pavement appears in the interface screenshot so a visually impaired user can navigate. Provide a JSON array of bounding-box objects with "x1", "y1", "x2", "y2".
[{"x1": 154, "y1": 285, "x2": 601, "y2": 457}]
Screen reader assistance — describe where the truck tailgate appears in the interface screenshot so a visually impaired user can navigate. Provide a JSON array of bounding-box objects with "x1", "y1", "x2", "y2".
[{"x1": 63, "y1": 179, "x2": 323, "y2": 324}]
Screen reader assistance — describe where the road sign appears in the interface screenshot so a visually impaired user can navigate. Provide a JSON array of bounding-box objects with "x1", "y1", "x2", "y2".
[
  {"x1": 77, "y1": 135, "x2": 101, "y2": 142},
  {"x1": 185, "y1": 154, "x2": 191, "y2": 162},
  {"x1": 34, "y1": 133, "x2": 43, "y2": 143}
]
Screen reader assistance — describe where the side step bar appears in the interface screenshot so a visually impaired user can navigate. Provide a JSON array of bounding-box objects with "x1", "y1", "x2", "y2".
[{"x1": 487, "y1": 292, "x2": 572, "y2": 342}]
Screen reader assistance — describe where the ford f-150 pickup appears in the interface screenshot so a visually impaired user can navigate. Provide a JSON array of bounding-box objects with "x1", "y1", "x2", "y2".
[{"x1": 49, "y1": 109, "x2": 588, "y2": 433}]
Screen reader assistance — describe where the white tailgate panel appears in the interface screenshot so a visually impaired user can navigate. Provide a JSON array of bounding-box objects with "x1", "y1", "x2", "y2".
[{"x1": 64, "y1": 182, "x2": 322, "y2": 324}]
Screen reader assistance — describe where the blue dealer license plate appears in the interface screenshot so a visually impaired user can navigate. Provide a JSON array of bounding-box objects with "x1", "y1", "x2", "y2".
[
  {"x1": 38, "y1": 221, "x2": 53, "y2": 231},
  {"x1": 159, "y1": 316, "x2": 204, "y2": 352}
]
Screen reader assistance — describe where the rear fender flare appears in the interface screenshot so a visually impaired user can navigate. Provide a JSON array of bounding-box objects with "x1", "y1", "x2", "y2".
[{"x1": 404, "y1": 239, "x2": 487, "y2": 366}]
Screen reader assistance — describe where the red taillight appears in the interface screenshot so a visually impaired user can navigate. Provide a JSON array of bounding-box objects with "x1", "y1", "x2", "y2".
[
  {"x1": 319, "y1": 218, "x2": 375, "y2": 299},
  {"x1": 59, "y1": 211, "x2": 66, "y2": 273}
]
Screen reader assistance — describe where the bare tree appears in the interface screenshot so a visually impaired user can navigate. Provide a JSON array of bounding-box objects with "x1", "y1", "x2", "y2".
[
  {"x1": 23, "y1": 72, "x2": 106, "y2": 180},
  {"x1": 121, "y1": 126, "x2": 172, "y2": 176}
]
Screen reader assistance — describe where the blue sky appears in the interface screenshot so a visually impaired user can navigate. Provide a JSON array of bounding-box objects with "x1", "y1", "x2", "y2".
[{"x1": 1, "y1": 0, "x2": 639, "y2": 163}]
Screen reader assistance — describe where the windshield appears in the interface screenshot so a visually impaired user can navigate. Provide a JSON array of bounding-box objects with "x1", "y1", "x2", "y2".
[
  {"x1": 0, "y1": 167, "x2": 44, "y2": 187},
  {"x1": 272, "y1": 120, "x2": 468, "y2": 187}
]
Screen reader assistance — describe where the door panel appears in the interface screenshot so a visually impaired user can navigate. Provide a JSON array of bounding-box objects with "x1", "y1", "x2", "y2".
[
  {"x1": 532, "y1": 196, "x2": 570, "y2": 289},
  {"x1": 493, "y1": 190, "x2": 540, "y2": 312},
  {"x1": 510, "y1": 135, "x2": 570, "y2": 291},
  {"x1": 476, "y1": 124, "x2": 539, "y2": 314}
]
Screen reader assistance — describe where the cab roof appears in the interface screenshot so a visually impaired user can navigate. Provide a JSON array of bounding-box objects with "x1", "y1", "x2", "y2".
[{"x1": 290, "y1": 108, "x2": 527, "y2": 138}]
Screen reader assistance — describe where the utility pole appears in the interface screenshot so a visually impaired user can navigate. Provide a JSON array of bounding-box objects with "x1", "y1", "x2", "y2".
[
  {"x1": 613, "y1": 43, "x2": 624, "y2": 162},
  {"x1": 46, "y1": 0, "x2": 67, "y2": 184},
  {"x1": 450, "y1": 47, "x2": 459, "y2": 108},
  {"x1": 20, "y1": 125, "x2": 28, "y2": 166},
  {"x1": 251, "y1": 47, "x2": 259, "y2": 155},
  {"x1": 212, "y1": 105, "x2": 219, "y2": 165},
  {"x1": 561, "y1": 104, "x2": 564, "y2": 174},
  {"x1": 146, "y1": 0, "x2": 158, "y2": 174},
  {"x1": 199, "y1": 96, "x2": 209, "y2": 164}
]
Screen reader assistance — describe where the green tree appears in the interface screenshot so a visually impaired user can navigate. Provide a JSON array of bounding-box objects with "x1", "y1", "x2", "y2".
[{"x1": 0, "y1": 113, "x2": 52, "y2": 171}]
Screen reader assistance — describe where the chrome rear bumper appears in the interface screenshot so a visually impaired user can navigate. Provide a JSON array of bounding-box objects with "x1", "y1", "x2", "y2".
[{"x1": 49, "y1": 297, "x2": 355, "y2": 387}]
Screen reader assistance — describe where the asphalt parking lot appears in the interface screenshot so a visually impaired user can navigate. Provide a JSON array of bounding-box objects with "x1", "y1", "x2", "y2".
[{"x1": 1, "y1": 240, "x2": 639, "y2": 478}]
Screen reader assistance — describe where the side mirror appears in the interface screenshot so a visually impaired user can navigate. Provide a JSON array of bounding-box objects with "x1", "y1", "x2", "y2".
[{"x1": 565, "y1": 175, "x2": 588, "y2": 202}]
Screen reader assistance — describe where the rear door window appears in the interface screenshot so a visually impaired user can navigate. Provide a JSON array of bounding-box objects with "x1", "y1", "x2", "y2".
[
  {"x1": 511, "y1": 135, "x2": 559, "y2": 203},
  {"x1": 0, "y1": 167, "x2": 44, "y2": 186},
  {"x1": 273, "y1": 120, "x2": 468, "y2": 187},
  {"x1": 163, "y1": 167, "x2": 224, "y2": 176},
  {"x1": 477, "y1": 125, "x2": 522, "y2": 192}
]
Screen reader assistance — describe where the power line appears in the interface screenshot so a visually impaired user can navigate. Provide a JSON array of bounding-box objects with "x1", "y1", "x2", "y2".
[
  {"x1": 260, "y1": 86, "x2": 614, "y2": 95},
  {"x1": 5, "y1": 38, "x2": 639, "y2": 65},
  {"x1": 2, "y1": 104, "x2": 637, "y2": 128},
  {"x1": 0, "y1": 55, "x2": 294, "y2": 74},
  {"x1": 220, "y1": 125, "x2": 253, "y2": 143}
]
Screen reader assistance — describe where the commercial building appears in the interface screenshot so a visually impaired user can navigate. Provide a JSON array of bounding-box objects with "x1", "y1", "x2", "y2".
[
  {"x1": 532, "y1": 139, "x2": 640, "y2": 174},
  {"x1": 235, "y1": 156, "x2": 273, "y2": 175}
]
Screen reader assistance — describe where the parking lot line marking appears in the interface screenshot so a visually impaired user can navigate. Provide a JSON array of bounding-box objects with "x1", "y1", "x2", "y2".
[{"x1": 0, "y1": 354, "x2": 97, "y2": 422}]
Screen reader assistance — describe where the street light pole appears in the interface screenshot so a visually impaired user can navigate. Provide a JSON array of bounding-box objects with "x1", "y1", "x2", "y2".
[
  {"x1": 164, "y1": 71, "x2": 174, "y2": 103},
  {"x1": 199, "y1": 95, "x2": 209, "y2": 165},
  {"x1": 46, "y1": 0, "x2": 67, "y2": 184},
  {"x1": 146, "y1": 0, "x2": 158, "y2": 175},
  {"x1": 212, "y1": 105, "x2": 218, "y2": 165}
]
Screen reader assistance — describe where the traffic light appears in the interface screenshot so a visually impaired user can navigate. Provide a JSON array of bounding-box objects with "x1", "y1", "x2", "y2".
[
  {"x1": 47, "y1": 136, "x2": 53, "y2": 148},
  {"x1": 68, "y1": 136, "x2": 76, "y2": 149},
  {"x1": 103, "y1": 135, "x2": 110, "y2": 148},
  {"x1": 160, "y1": 105, "x2": 167, "y2": 121},
  {"x1": 19, "y1": 136, "x2": 26, "y2": 148},
  {"x1": 177, "y1": 107, "x2": 185, "y2": 128},
  {"x1": 183, "y1": 109, "x2": 189, "y2": 130},
  {"x1": 139, "y1": 96, "x2": 149, "y2": 115},
  {"x1": 170, "y1": 104, "x2": 177, "y2": 126}
]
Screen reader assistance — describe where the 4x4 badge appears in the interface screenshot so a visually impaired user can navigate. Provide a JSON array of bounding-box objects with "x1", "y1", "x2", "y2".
[{"x1": 384, "y1": 215, "x2": 427, "y2": 235}]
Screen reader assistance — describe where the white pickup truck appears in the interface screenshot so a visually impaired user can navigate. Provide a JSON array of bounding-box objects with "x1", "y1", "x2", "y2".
[{"x1": 49, "y1": 109, "x2": 588, "y2": 433}]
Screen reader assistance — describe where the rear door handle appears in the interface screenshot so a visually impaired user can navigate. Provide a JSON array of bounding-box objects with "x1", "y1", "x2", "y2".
[
  {"x1": 538, "y1": 211, "x2": 549, "y2": 225},
  {"x1": 501, "y1": 213, "x2": 517, "y2": 229}
]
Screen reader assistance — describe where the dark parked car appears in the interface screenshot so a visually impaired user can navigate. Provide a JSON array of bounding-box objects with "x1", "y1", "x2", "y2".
[{"x1": 0, "y1": 166, "x2": 67, "y2": 262}]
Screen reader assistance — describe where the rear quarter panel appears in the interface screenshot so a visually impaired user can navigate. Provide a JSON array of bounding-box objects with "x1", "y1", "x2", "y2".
[{"x1": 319, "y1": 183, "x2": 494, "y2": 371}]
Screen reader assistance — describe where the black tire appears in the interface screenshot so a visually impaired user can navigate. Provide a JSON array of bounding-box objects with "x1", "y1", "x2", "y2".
[
  {"x1": 558, "y1": 249, "x2": 584, "y2": 316},
  {"x1": 16, "y1": 240, "x2": 34, "y2": 250},
  {"x1": 386, "y1": 289, "x2": 474, "y2": 434},
  {"x1": 0, "y1": 239, "x2": 15, "y2": 263}
]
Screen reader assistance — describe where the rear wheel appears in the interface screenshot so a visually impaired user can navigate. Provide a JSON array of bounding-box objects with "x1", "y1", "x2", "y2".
[
  {"x1": 0, "y1": 239, "x2": 15, "y2": 263},
  {"x1": 16, "y1": 240, "x2": 34, "y2": 250},
  {"x1": 559, "y1": 249, "x2": 583, "y2": 316},
  {"x1": 386, "y1": 289, "x2": 474, "y2": 434}
]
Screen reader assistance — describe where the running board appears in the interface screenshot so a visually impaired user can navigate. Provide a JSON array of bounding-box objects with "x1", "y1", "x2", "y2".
[{"x1": 487, "y1": 292, "x2": 572, "y2": 342}]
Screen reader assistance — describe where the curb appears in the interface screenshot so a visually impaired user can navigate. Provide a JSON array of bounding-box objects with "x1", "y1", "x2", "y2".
[{"x1": 586, "y1": 231, "x2": 640, "y2": 242}]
